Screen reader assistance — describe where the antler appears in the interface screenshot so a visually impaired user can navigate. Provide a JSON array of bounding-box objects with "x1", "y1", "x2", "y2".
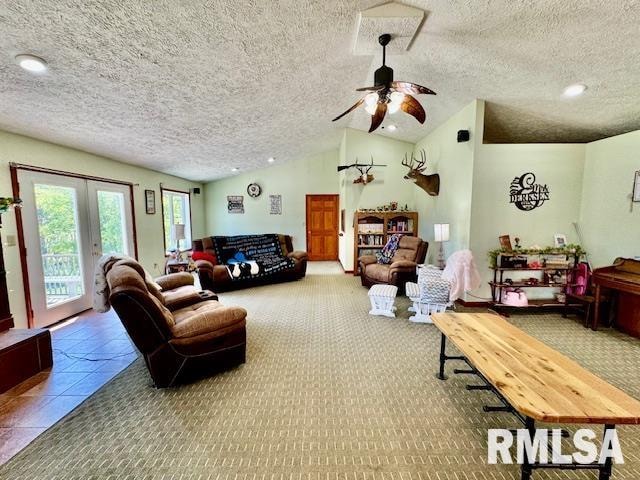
[
  {"x1": 366, "y1": 155, "x2": 374, "y2": 174},
  {"x1": 414, "y1": 149, "x2": 427, "y2": 172},
  {"x1": 401, "y1": 153, "x2": 415, "y2": 170}
]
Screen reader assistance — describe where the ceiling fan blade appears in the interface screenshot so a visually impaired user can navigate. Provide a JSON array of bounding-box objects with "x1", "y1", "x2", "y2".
[
  {"x1": 355, "y1": 85, "x2": 386, "y2": 92},
  {"x1": 401, "y1": 94, "x2": 426, "y2": 124},
  {"x1": 332, "y1": 98, "x2": 364, "y2": 122},
  {"x1": 392, "y1": 81, "x2": 436, "y2": 95},
  {"x1": 369, "y1": 102, "x2": 387, "y2": 133}
]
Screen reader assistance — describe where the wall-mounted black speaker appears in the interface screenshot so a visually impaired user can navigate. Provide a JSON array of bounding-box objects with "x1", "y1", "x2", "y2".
[
  {"x1": 457, "y1": 130, "x2": 470, "y2": 142},
  {"x1": 193, "y1": 187, "x2": 201, "y2": 195}
]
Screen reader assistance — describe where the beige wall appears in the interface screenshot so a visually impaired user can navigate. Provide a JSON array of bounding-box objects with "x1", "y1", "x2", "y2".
[
  {"x1": 0, "y1": 130, "x2": 204, "y2": 328},
  {"x1": 580, "y1": 130, "x2": 640, "y2": 267},
  {"x1": 203, "y1": 150, "x2": 339, "y2": 252}
]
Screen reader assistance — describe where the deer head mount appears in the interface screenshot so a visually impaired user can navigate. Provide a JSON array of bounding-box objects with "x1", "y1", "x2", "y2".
[
  {"x1": 402, "y1": 149, "x2": 440, "y2": 196},
  {"x1": 336, "y1": 157, "x2": 387, "y2": 185},
  {"x1": 353, "y1": 157, "x2": 375, "y2": 184}
]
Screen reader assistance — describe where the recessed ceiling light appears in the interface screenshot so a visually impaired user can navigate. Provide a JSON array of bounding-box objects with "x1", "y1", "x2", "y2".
[
  {"x1": 386, "y1": 125, "x2": 397, "y2": 132},
  {"x1": 563, "y1": 83, "x2": 587, "y2": 97},
  {"x1": 15, "y1": 54, "x2": 48, "y2": 73},
  {"x1": 231, "y1": 167, "x2": 239, "y2": 172},
  {"x1": 267, "y1": 157, "x2": 275, "y2": 163}
]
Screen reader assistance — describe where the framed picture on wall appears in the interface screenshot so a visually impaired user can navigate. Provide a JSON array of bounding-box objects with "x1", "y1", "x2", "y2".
[
  {"x1": 633, "y1": 170, "x2": 640, "y2": 202},
  {"x1": 145, "y1": 189, "x2": 156, "y2": 214}
]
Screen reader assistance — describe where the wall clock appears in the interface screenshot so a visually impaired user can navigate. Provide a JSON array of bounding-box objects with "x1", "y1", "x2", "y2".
[{"x1": 247, "y1": 183, "x2": 262, "y2": 198}]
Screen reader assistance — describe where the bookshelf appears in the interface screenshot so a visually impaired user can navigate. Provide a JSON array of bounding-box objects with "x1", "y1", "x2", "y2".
[{"x1": 353, "y1": 211, "x2": 419, "y2": 274}]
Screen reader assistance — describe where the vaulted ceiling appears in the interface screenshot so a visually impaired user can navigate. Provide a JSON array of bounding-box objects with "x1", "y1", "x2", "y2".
[{"x1": 1, "y1": 1, "x2": 639, "y2": 181}]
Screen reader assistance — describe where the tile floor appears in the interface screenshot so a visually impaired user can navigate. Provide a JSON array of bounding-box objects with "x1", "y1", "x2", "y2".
[{"x1": 0, "y1": 309, "x2": 138, "y2": 465}]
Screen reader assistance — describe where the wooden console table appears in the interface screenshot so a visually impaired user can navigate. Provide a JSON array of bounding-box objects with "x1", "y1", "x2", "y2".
[{"x1": 432, "y1": 312, "x2": 640, "y2": 480}]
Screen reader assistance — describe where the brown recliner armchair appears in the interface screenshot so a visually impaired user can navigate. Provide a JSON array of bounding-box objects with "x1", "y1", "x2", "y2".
[
  {"x1": 358, "y1": 236, "x2": 428, "y2": 292},
  {"x1": 106, "y1": 259, "x2": 247, "y2": 388}
]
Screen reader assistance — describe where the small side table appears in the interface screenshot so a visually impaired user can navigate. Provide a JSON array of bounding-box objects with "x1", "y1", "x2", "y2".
[{"x1": 165, "y1": 260, "x2": 190, "y2": 274}]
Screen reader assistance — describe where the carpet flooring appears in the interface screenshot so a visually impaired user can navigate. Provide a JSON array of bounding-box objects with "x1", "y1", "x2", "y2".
[{"x1": 2, "y1": 266, "x2": 640, "y2": 479}]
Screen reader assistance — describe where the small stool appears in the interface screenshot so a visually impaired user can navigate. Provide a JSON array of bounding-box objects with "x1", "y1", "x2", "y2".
[
  {"x1": 406, "y1": 281, "x2": 420, "y2": 313},
  {"x1": 368, "y1": 284, "x2": 398, "y2": 318}
]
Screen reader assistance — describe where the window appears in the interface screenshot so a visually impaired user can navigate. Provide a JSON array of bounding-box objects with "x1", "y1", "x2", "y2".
[{"x1": 162, "y1": 189, "x2": 192, "y2": 253}]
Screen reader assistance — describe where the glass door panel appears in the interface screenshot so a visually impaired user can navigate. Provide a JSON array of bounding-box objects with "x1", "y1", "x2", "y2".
[
  {"x1": 34, "y1": 184, "x2": 86, "y2": 307},
  {"x1": 19, "y1": 171, "x2": 93, "y2": 328}
]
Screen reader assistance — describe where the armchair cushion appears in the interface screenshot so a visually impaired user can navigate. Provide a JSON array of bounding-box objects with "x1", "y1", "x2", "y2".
[
  {"x1": 389, "y1": 260, "x2": 418, "y2": 272},
  {"x1": 155, "y1": 272, "x2": 194, "y2": 291},
  {"x1": 163, "y1": 285, "x2": 207, "y2": 311},
  {"x1": 288, "y1": 251, "x2": 308, "y2": 261},
  {"x1": 364, "y1": 264, "x2": 391, "y2": 283},
  {"x1": 358, "y1": 255, "x2": 377, "y2": 266},
  {"x1": 171, "y1": 301, "x2": 247, "y2": 338}
]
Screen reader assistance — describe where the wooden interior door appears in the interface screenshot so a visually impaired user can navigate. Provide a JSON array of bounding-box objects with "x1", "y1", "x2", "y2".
[{"x1": 306, "y1": 194, "x2": 339, "y2": 261}]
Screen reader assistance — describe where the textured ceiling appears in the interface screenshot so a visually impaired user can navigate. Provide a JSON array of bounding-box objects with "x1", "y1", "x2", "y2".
[{"x1": 1, "y1": 1, "x2": 639, "y2": 181}]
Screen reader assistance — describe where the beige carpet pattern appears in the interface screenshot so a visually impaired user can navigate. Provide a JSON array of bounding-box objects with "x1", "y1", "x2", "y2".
[{"x1": 2, "y1": 267, "x2": 640, "y2": 479}]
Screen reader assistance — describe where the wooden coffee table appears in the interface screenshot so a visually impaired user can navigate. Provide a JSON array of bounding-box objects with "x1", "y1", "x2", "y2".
[{"x1": 432, "y1": 312, "x2": 640, "y2": 480}]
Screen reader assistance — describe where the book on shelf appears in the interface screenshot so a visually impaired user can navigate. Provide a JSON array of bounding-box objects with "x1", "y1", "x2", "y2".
[{"x1": 358, "y1": 234, "x2": 384, "y2": 246}]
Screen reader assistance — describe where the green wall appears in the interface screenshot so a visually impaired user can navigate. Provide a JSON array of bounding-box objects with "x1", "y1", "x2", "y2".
[
  {"x1": 580, "y1": 130, "x2": 640, "y2": 267},
  {"x1": 412, "y1": 100, "x2": 480, "y2": 263},
  {"x1": 469, "y1": 143, "x2": 586, "y2": 299},
  {"x1": 0, "y1": 130, "x2": 204, "y2": 329},
  {"x1": 203, "y1": 150, "x2": 339, "y2": 251},
  {"x1": 338, "y1": 128, "x2": 415, "y2": 270}
]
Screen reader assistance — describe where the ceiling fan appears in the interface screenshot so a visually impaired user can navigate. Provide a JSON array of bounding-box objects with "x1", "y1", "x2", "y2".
[{"x1": 332, "y1": 33, "x2": 436, "y2": 133}]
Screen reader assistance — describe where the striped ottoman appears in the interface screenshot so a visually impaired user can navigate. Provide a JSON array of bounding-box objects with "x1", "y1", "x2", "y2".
[{"x1": 368, "y1": 284, "x2": 398, "y2": 318}]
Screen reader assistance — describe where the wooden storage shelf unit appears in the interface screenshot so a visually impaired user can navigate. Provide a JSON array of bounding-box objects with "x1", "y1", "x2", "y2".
[
  {"x1": 353, "y1": 211, "x2": 418, "y2": 274},
  {"x1": 490, "y1": 252, "x2": 581, "y2": 312}
]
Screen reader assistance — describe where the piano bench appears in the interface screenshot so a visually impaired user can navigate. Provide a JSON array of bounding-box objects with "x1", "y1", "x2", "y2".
[{"x1": 563, "y1": 293, "x2": 595, "y2": 328}]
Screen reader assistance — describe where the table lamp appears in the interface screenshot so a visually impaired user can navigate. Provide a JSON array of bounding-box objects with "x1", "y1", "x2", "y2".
[
  {"x1": 172, "y1": 223, "x2": 186, "y2": 257},
  {"x1": 434, "y1": 223, "x2": 450, "y2": 269}
]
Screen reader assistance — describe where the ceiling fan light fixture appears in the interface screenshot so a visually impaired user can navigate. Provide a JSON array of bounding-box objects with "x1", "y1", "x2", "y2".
[
  {"x1": 387, "y1": 91, "x2": 404, "y2": 114},
  {"x1": 364, "y1": 93, "x2": 378, "y2": 115},
  {"x1": 386, "y1": 124, "x2": 397, "y2": 132}
]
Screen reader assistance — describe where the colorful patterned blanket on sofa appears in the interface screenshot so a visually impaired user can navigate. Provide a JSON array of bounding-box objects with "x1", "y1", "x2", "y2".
[{"x1": 211, "y1": 234, "x2": 295, "y2": 281}]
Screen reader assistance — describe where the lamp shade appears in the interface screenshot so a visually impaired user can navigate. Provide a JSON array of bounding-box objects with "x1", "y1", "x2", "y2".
[
  {"x1": 434, "y1": 223, "x2": 450, "y2": 242},
  {"x1": 172, "y1": 223, "x2": 186, "y2": 241}
]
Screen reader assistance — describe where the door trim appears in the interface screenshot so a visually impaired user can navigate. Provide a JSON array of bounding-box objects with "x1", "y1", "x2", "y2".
[
  {"x1": 305, "y1": 194, "x2": 339, "y2": 261},
  {"x1": 10, "y1": 164, "x2": 139, "y2": 328}
]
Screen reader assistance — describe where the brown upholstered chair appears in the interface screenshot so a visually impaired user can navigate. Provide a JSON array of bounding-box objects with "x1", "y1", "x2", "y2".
[
  {"x1": 358, "y1": 236, "x2": 428, "y2": 292},
  {"x1": 192, "y1": 235, "x2": 308, "y2": 292},
  {"x1": 106, "y1": 259, "x2": 247, "y2": 388}
]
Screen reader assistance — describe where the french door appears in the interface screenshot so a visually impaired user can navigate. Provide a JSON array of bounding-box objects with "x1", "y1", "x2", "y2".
[{"x1": 19, "y1": 171, "x2": 134, "y2": 327}]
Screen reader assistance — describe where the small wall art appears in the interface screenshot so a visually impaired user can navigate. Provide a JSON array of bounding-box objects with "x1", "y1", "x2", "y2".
[
  {"x1": 269, "y1": 194, "x2": 282, "y2": 215},
  {"x1": 227, "y1": 195, "x2": 244, "y2": 214},
  {"x1": 145, "y1": 189, "x2": 156, "y2": 214},
  {"x1": 633, "y1": 170, "x2": 640, "y2": 202}
]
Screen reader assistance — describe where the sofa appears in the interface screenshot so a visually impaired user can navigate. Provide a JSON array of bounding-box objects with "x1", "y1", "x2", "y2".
[
  {"x1": 192, "y1": 234, "x2": 308, "y2": 292},
  {"x1": 358, "y1": 236, "x2": 428, "y2": 292},
  {"x1": 105, "y1": 258, "x2": 247, "y2": 387}
]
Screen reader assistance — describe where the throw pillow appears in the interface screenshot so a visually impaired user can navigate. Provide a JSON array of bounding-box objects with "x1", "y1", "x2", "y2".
[{"x1": 192, "y1": 251, "x2": 218, "y2": 266}]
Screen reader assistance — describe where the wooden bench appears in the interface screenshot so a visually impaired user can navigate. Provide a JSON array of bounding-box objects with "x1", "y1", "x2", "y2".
[{"x1": 432, "y1": 312, "x2": 640, "y2": 480}]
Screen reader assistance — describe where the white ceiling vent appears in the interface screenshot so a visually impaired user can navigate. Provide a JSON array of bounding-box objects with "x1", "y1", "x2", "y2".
[{"x1": 354, "y1": 2, "x2": 425, "y2": 55}]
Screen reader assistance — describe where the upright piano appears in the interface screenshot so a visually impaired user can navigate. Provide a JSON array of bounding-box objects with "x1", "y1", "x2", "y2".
[{"x1": 592, "y1": 258, "x2": 640, "y2": 335}]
